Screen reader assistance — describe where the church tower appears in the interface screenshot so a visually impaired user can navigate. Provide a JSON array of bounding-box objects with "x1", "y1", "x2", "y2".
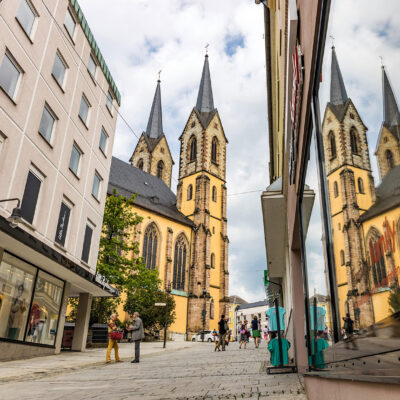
[
  {"x1": 375, "y1": 66, "x2": 400, "y2": 179},
  {"x1": 322, "y1": 47, "x2": 375, "y2": 328},
  {"x1": 130, "y1": 79, "x2": 174, "y2": 187},
  {"x1": 177, "y1": 54, "x2": 229, "y2": 333}
]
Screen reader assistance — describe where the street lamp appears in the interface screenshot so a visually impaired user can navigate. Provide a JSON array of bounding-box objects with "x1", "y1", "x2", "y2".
[
  {"x1": 201, "y1": 289, "x2": 207, "y2": 342},
  {"x1": 0, "y1": 198, "x2": 22, "y2": 228},
  {"x1": 155, "y1": 283, "x2": 172, "y2": 348}
]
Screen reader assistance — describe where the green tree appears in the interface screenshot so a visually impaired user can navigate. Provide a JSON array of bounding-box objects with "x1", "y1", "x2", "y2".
[
  {"x1": 388, "y1": 288, "x2": 400, "y2": 314},
  {"x1": 124, "y1": 265, "x2": 176, "y2": 330}
]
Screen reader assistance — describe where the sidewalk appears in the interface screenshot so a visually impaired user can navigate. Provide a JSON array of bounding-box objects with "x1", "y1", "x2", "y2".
[{"x1": 0, "y1": 340, "x2": 193, "y2": 384}]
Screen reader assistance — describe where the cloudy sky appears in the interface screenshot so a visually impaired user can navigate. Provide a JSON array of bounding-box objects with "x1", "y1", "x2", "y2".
[{"x1": 78, "y1": 0, "x2": 400, "y2": 302}]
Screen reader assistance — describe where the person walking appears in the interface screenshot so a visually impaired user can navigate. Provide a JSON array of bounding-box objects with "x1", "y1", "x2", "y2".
[
  {"x1": 251, "y1": 315, "x2": 261, "y2": 348},
  {"x1": 343, "y1": 313, "x2": 358, "y2": 350},
  {"x1": 218, "y1": 314, "x2": 228, "y2": 351},
  {"x1": 106, "y1": 313, "x2": 121, "y2": 363},
  {"x1": 239, "y1": 320, "x2": 248, "y2": 349},
  {"x1": 130, "y1": 311, "x2": 144, "y2": 363}
]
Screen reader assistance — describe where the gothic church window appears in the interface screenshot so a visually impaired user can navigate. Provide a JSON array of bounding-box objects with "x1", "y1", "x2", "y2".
[
  {"x1": 187, "y1": 184, "x2": 193, "y2": 200},
  {"x1": 386, "y1": 149, "x2": 395, "y2": 170},
  {"x1": 189, "y1": 136, "x2": 197, "y2": 162},
  {"x1": 138, "y1": 159, "x2": 144, "y2": 170},
  {"x1": 157, "y1": 160, "x2": 164, "y2": 179},
  {"x1": 211, "y1": 137, "x2": 218, "y2": 164},
  {"x1": 173, "y1": 234, "x2": 187, "y2": 291},
  {"x1": 358, "y1": 178, "x2": 364, "y2": 194},
  {"x1": 143, "y1": 223, "x2": 158, "y2": 270},
  {"x1": 212, "y1": 186, "x2": 217, "y2": 202},
  {"x1": 328, "y1": 131, "x2": 336, "y2": 159},
  {"x1": 340, "y1": 250, "x2": 345, "y2": 266},
  {"x1": 333, "y1": 181, "x2": 339, "y2": 198},
  {"x1": 211, "y1": 253, "x2": 215, "y2": 268},
  {"x1": 210, "y1": 299, "x2": 214, "y2": 320},
  {"x1": 350, "y1": 128, "x2": 359, "y2": 154}
]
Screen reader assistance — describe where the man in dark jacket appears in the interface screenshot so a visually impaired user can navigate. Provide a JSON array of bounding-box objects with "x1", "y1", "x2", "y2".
[
  {"x1": 218, "y1": 314, "x2": 228, "y2": 351},
  {"x1": 130, "y1": 312, "x2": 145, "y2": 363}
]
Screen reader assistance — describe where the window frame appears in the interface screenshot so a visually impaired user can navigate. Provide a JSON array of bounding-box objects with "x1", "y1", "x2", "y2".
[
  {"x1": 64, "y1": 8, "x2": 76, "y2": 42},
  {"x1": 91, "y1": 171, "x2": 102, "y2": 200},
  {"x1": 38, "y1": 103, "x2": 57, "y2": 145},
  {"x1": 212, "y1": 186, "x2": 217, "y2": 202},
  {"x1": 99, "y1": 127, "x2": 108, "y2": 156},
  {"x1": 81, "y1": 221, "x2": 95, "y2": 264},
  {"x1": 87, "y1": 53, "x2": 97, "y2": 82},
  {"x1": 357, "y1": 177, "x2": 364, "y2": 194},
  {"x1": 187, "y1": 184, "x2": 193, "y2": 200},
  {"x1": 16, "y1": 0, "x2": 37, "y2": 40},
  {"x1": 157, "y1": 160, "x2": 164, "y2": 180},
  {"x1": 0, "y1": 51, "x2": 23, "y2": 101},
  {"x1": 54, "y1": 198, "x2": 72, "y2": 248},
  {"x1": 69, "y1": 142, "x2": 82, "y2": 177},
  {"x1": 78, "y1": 94, "x2": 90, "y2": 127},
  {"x1": 51, "y1": 50, "x2": 68, "y2": 90},
  {"x1": 106, "y1": 90, "x2": 114, "y2": 115},
  {"x1": 189, "y1": 136, "x2": 197, "y2": 162},
  {"x1": 20, "y1": 165, "x2": 44, "y2": 226},
  {"x1": 333, "y1": 181, "x2": 339, "y2": 198},
  {"x1": 137, "y1": 159, "x2": 144, "y2": 170},
  {"x1": 0, "y1": 132, "x2": 6, "y2": 159}
]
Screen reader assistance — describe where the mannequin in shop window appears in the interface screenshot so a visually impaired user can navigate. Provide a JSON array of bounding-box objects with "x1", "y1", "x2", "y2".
[
  {"x1": 7, "y1": 284, "x2": 27, "y2": 340},
  {"x1": 27, "y1": 302, "x2": 40, "y2": 342}
]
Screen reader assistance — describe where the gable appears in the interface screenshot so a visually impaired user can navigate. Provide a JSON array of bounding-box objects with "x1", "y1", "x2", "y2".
[
  {"x1": 129, "y1": 133, "x2": 150, "y2": 163},
  {"x1": 152, "y1": 135, "x2": 175, "y2": 165}
]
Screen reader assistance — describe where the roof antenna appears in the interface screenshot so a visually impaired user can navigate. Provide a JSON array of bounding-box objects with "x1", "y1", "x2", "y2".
[
  {"x1": 158, "y1": 70, "x2": 162, "y2": 82},
  {"x1": 329, "y1": 35, "x2": 335, "y2": 49},
  {"x1": 205, "y1": 43, "x2": 209, "y2": 56}
]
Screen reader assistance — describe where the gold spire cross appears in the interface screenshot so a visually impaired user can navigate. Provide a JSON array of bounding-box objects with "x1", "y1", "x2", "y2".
[
  {"x1": 158, "y1": 70, "x2": 162, "y2": 80},
  {"x1": 379, "y1": 56, "x2": 384, "y2": 67},
  {"x1": 329, "y1": 35, "x2": 335, "y2": 47},
  {"x1": 205, "y1": 43, "x2": 210, "y2": 55}
]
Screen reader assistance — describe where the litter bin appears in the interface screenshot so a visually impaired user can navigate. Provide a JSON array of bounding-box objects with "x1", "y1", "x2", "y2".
[
  {"x1": 62, "y1": 322, "x2": 75, "y2": 349},
  {"x1": 91, "y1": 323, "x2": 108, "y2": 343}
]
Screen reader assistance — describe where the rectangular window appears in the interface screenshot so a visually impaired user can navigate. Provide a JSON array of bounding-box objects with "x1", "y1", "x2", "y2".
[
  {"x1": 38, "y1": 105, "x2": 56, "y2": 143},
  {"x1": 20, "y1": 169, "x2": 42, "y2": 224},
  {"x1": 79, "y1": 95, "x2": 90, "y2": 125},
  {"x1": 91, "y1": 172, "x2": 102, "y2": 199},
  {"x1": 69, "y1": 143, "x2": 82, "y2": 176},
  {"x1": 54, "y1": 201, "x2": 71, "y2": 247},
  {"x1": 0, "y1": 53, "x2": 21, "y2": 99},
  {"x1": 0, "y1": 133, "x2": 5, "y2": 156},
  {"x1": 52, "y1": 51, "x2": 67, "y2": 88},
  {"x1": 0, "y1": 252, "x2": 36, "y2": 341},
  {"x1": 106, "y1": 90, "x2": 113, "y2": 113},
  {"x1": 87, "y1": 53, "x2": 97, "y2": 79},
  {"x1": 16, "y1": 0, "x2": 36, "y2": 37},
  {"x1": 99, "y1": 127, "x2": 108, "y2": 154},
  {"x1": 25, "y1": 270, "x2": 64, "y2": 346},
  {"x1": 64, "y1": 8, "x2": 76, "y2": 39},
  {"x1": 81, "y1": 223, "x2": 93, "y2": 263}
]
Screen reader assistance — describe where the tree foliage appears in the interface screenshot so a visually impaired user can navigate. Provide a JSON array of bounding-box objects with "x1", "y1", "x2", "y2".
[{"x1": 389, "y1": 288, "x2": 400, "y2": 314}]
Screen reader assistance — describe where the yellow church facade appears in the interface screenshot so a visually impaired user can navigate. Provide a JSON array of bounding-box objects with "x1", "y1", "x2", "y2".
[
  {"x1": 322, "y1": 47, "x2": 400, "y2": 330},
  {"x1": 110, "y1": 54, "x2": 229, "y2": 338}
]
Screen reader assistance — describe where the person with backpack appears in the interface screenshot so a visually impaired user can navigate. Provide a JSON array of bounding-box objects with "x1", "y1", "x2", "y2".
[
  {"x1": 217, "y1": 314, "x2": 229, "y2": 351},
  {"x1": 239, "y1": 320, "x2": 248, "y2": 349},
  {"x1": 343, "y1": 313, "x2": 358, "y2": 350},
  {"x1": 251, "y1": 315, "x2": 261, "y2": 348}
]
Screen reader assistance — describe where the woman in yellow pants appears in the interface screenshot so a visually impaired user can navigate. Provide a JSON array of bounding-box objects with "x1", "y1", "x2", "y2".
[{"x1": 106, "y1": 313, "x2": 122, "y2": 363}]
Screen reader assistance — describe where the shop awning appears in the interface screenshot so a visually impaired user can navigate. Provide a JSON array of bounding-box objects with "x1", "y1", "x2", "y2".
[{"x1": 0, "y1": 216, "x2": 118, "y2": 297}]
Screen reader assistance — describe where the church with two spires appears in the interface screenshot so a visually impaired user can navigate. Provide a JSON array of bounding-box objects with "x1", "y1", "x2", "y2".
[{"x1": 108, "y1": 55, "x2": 229, "y2": 338}]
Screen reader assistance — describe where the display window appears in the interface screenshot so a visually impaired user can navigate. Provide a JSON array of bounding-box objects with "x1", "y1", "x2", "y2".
[
  {"x1": 0, "y1": 252, "x2": 64, "y2": 347},
  {"x1": 298, "y1": 0, "x2": 400, "y2": 374}
]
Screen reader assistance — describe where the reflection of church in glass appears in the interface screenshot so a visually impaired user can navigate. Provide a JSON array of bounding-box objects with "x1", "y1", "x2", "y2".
[{"x1": 322, "y1": 47, "x2": 400, "y2": 329}]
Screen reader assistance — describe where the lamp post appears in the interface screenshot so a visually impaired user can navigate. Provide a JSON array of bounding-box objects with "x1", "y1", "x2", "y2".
[
  {"x1": 0, "y1": 198, "x2": 22, "y2": 228},
  {"x1": 164, "y1": 282, "x2": 172, "y2": 349},
  {"x1": 201, "y1": 289, "x2": 207, "y2": 342}
]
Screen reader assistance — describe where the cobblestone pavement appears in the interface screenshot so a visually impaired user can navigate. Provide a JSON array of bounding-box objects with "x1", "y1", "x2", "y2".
[{"x1": 0, "y1": 341, "x2": 307, "y2": 400}]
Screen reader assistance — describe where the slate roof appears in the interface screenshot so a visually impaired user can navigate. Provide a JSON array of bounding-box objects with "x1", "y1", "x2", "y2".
[
  {"x1": 359, "y1": 164, "x2": 400, "y2": 222},
  {"x1": 146, "y1": 80, "x2": 163, "y2": 139},
  {"x1": 330, "y1": 46, "x2": 348, "y2": 106},
  {"x1": 382, "y1": 67, "x2": 400, "y2": 141},
  {"x1": 237, "y1": 301, "x2": 268, "y2": 311},
  {"x1": 108, "y1": 157, "x2": 194, "y2": 227},
  {"x1": 196, "y1": 55, "x2": 215, "y2": 113}
]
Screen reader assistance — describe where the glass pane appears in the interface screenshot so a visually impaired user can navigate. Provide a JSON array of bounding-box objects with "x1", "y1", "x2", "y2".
[
  {"x1": 99, "y1": 128, "x2": 107, "y2": 153},
  {"x1": 0, "y1": 253, "x2": 36, "y2": 341},
  {"x1": 92, "y1": 173, "x2": 100, "y2": 198},
  {"x1": 79, "y1": 96, "x2": 89, "y2": 123},
  {"x1": 88, "y1": 54, "x2": 96, "y2": 78},
  {"x1": 106, "y1": 91, "x2": 113, "y2": 111},
  {"x1": 0, "y1": 54, "x2": 20, "y2": 98},
  {"x1": 69, "y1": 145, "x2": 80, "y2": 175},
  {"x1": 38, "y1": 106, "x2": 55, "y2": 142},
  {"x1": 64, "y1": 9, "x2": 76, "y2": 38},
  {"x1": 52, "y1": 52, "x2": 66, "y2": 87},
  {"x1": 25, "y1": 271, "x2": 64, "y2": 345},
  {"x1": 16, "y1": 0, "x2": 35, "y2": 37}
]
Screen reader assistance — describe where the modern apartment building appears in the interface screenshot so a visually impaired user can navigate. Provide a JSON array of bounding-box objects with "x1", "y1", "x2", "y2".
[{"x1": 0, "y1": 0, "x2": 120, "y2": 360}]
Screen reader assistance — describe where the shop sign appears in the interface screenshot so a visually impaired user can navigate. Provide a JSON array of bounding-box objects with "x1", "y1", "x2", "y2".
[{"x1": 289, "y1": 44, "x2": 304, "y2": 185}]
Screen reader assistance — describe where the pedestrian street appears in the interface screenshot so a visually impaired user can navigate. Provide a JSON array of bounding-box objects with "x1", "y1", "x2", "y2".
[{"x1": 0, "y1": 341, "x2": 306, "y2": 400}]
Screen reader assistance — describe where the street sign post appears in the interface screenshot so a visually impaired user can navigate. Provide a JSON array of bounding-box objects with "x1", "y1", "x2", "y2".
[{"x1": 155, "y1": 303, "x2": 166, "y2": 307}]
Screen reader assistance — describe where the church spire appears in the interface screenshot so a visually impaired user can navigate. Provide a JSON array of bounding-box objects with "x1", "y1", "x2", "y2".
[
  {"x1": 330, "y1": 46, "x2": 348, "y2": 106},
  {"x1": 195, "y1": 54, "x2": 215, "y2": 113},
  {"x1": 382, "y1": 66, "x2": 400, "y2": 128},
  {"x1": 146, "y1": 79, "x2": 163, "y2": 139}
]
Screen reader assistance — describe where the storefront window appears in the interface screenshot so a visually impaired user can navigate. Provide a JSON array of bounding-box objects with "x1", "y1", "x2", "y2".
[
  {"x1": 0, "y1": 253, "x2": 36, "y2": 341},
  {"x1": 25, "y1": 271, "x2": 64, "y2": 346}
]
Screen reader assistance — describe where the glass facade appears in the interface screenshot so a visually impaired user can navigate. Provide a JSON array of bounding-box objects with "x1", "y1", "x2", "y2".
[
  {"x1": 298, "y1": 0, "x2": 400, "y2": 373},
  {"x1": 0, "y1": 252, "x2": 64, "y2": 347}
]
